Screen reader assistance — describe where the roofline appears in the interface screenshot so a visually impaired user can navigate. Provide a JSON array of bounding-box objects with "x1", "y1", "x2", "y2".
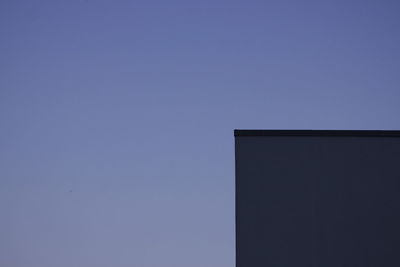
[{"x1": 234, "y1": 130, "x2": 400, "y2": 137}]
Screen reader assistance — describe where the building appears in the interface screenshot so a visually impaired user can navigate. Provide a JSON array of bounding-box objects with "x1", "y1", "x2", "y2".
[{"x1": 235, "y1": 130, "x2": 400, "y2": 267}]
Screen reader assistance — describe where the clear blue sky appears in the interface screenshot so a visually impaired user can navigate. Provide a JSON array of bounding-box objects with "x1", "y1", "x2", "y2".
[{"x1": 1, "y1": 1, "x2": 399, "y2": 266}]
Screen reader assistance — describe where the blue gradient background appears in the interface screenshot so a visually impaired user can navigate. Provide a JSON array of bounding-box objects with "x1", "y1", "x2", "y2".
[{"x1": 1, "y1": 1, "x2": 399, "y2": 266}]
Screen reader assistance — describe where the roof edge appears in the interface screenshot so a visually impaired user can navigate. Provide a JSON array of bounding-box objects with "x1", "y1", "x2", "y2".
[{"x1": 234, "y1": 130, "x2": 400, "y2": 137}]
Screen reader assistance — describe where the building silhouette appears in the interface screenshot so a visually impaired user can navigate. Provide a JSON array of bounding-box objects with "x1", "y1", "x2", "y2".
[{"x1": 235, "y1": 130, "x2": 400, "y2": 267}]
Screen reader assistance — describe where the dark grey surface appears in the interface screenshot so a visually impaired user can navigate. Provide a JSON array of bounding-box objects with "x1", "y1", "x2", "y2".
[
  {"x1": 234, "y1": 129, "x2": 400, "y2": 137},
  {"x1": 235, "y1": 134, "x2": 400, "y2": 267}
]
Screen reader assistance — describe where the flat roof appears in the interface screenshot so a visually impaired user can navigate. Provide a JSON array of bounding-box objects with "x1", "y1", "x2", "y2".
[{"x1": 234, "y1": 130, "x2": 400, "y2": 137}]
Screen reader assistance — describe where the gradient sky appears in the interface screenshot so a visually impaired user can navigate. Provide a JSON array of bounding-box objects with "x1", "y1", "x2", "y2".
[{"x1": 1, "y1": 1, "x2": 400, "y2": 267}]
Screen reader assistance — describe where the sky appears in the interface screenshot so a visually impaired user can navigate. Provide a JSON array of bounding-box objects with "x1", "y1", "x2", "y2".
[{"x1": 1, "y1": 0, "x2": 400, "y2": 266}]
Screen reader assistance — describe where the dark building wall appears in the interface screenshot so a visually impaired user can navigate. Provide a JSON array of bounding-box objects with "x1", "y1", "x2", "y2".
[{"x1": 235, "y1": 130, "x2": 400, "y2": 267}]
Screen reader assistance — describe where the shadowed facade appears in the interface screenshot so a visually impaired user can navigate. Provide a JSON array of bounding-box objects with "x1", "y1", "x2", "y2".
[{"x1": 235, "y1": 130, "x2": 400, "y2": 267}]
